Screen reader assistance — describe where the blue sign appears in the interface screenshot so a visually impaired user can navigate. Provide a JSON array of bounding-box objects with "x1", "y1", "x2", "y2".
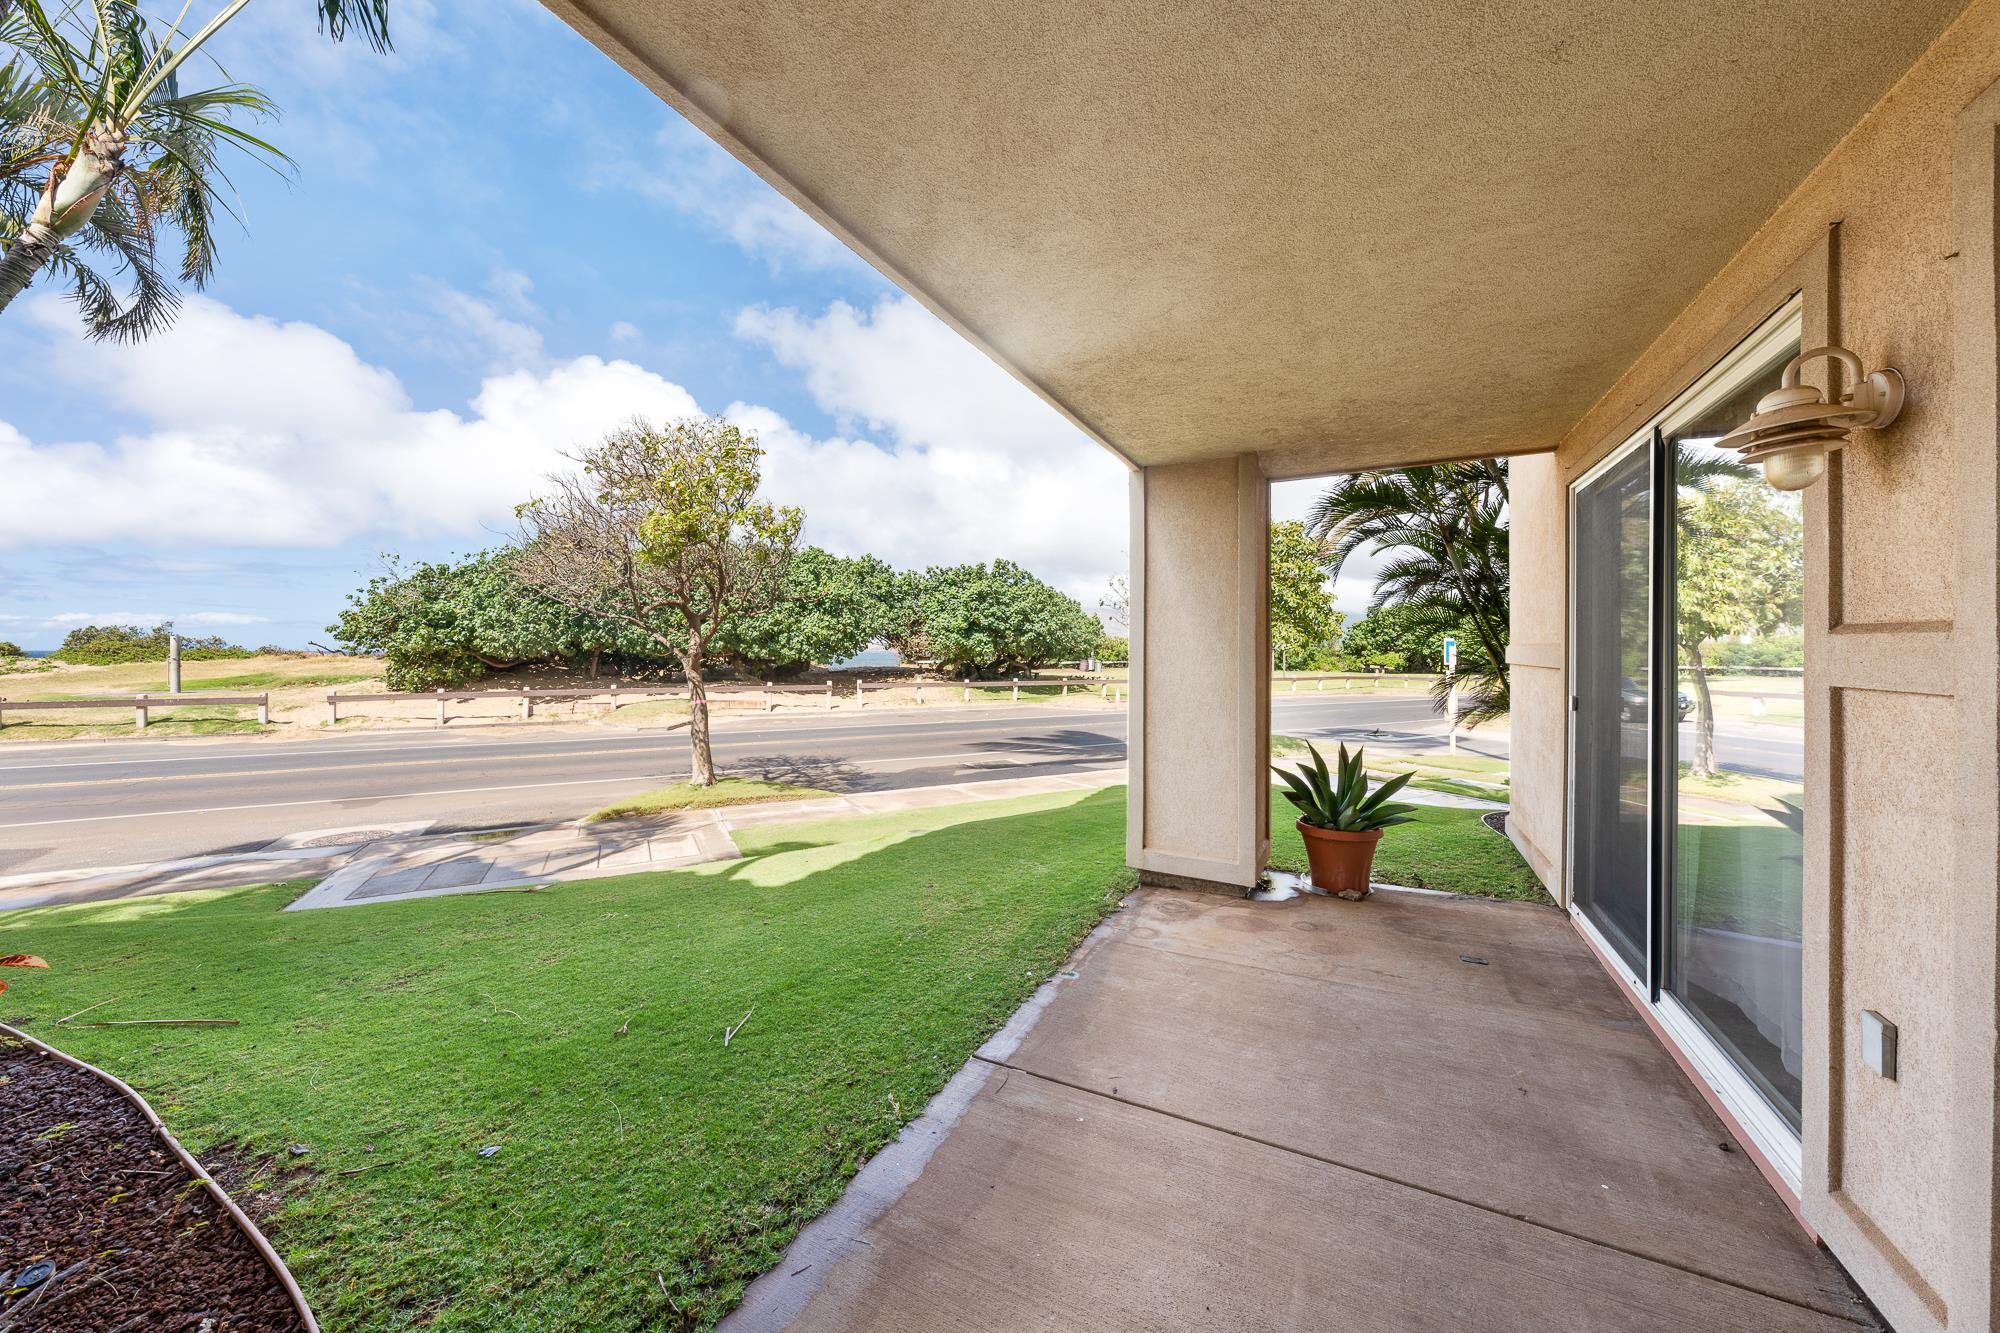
[{"x1": 1443, "y1": 636, "x2": 1458, "y2": 672}]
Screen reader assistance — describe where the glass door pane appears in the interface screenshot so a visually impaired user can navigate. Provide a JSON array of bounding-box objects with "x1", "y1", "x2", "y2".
[
  {"x1": 1666, "y1": 354, "x2": 1805, "y2": 1129},
  {"x1": 1571, "y1": 443, "x2": 1654, "y2": 975}
]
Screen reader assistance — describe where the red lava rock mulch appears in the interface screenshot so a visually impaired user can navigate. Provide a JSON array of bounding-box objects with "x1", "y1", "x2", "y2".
[{"x1": 1, "y1": 1033, "x2": 307, "y2": 1332}]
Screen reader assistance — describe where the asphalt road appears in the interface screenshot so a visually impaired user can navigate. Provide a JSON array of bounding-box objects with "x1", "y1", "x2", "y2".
[{"x1": 0, "y1": 693, "x2": 1799, "y2": 880}]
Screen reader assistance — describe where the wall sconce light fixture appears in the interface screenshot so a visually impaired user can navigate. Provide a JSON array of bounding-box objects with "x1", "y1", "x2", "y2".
[{"x1": 1714, "y1": 346, "x2": 1905, "y2": 490}]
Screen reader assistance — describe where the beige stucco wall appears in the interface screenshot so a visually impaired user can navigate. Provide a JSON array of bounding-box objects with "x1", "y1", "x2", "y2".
[
  {"x1": 1128, "y1": 456, "x2": 1270, "y2": 889},
  {"x1": 1503, "y1": 452, "x2": 1567, "y2": 902},
  {"x1": 1510, "y1": 4, "x2": 2000, "y2": 1326}
]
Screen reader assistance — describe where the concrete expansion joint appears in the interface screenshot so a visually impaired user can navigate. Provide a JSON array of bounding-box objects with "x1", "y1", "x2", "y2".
[{"x1": 966, "y1": 1054, "x2": 1874, "y2": 1328}]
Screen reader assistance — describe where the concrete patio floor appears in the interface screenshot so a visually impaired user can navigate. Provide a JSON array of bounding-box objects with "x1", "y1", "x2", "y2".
[{"x1": 730, "y1": 887, "x2": 1879, "y2": 1332}]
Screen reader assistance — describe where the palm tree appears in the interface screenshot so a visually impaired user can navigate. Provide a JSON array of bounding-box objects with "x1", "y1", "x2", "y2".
[
  {"x1": 1307, "y1": 460, "x2": 1512, "y2": 722},
  {"x1": 0, "y1": 0, "x2": 389, "y2": 340}
]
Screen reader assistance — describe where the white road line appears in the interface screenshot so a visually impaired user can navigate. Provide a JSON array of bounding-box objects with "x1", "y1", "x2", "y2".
[
  {"x1": 0, "y1": 709, "x2": 1127, "y2": 772},
  {"x1": 0, "y1": 748, "x2": 1128, "y2": 829}
]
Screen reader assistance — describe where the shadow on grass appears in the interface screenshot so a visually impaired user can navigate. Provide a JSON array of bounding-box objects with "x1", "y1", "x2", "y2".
[{"x1": 0, "y1": 785, "x2": 1132, "y2": 1331}]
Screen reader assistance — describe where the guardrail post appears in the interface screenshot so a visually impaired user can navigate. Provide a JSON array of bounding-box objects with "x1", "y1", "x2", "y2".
[
  {"x1": 915, "y1": 681, "x2": 924, "y2": 705},
  {"x1": 1012, "y1": 677, "x2": 1020, "y2": 703},
  {"x1": 435, "y1": 688, "x2": 446, "y2": 727},
  {"x1": 763, "y1": 681, "x2": 773, "y2": 712},
  {"x1": 856, "y1": 679, "x2": 865, "y2": 709},
  {"x1": 1316, "y1": 678, "x2": 1323, "y2": 691},
  {"x1": 963, "y1": 677, "x2": 971, "y2": 703},
  {"x1": 257, "y1": 695, "x2": 269, "y2": 726},
  {"x1": 327, "y1": 693, "x2": 339, "y2": 725},
  {"x1": 135, "y1": 694, "x2": 147, "y2": 731},
  {"x1": 522, "y1": 693, "x2": 532, "y2": 721}
]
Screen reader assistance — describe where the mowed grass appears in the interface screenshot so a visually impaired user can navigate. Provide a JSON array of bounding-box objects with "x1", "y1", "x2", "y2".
[
  {"x1": 0, "y1": 654, "x2": 383, "y2": 741},
  {"x1": 1268, "y1": 800, "x2": 1551, "y2": 904},
  {"x1": 0, "y1": 788, "x2": 1130, "y2": 1331},
  {"x1": 587, "y1": 778, "x2": 832, "y2": 821}
]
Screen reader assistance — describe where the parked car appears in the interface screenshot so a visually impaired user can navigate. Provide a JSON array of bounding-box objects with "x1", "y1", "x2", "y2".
[{"x1": 1620, "y1": 676, "x2": 1694, "y2": 722}]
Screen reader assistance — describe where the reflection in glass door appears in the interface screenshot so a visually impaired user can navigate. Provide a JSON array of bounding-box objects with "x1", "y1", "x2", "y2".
[
  {"x1": 1570, "y1": 441, "x2": 1654, "y2": 975},
  {"x1": 1568, "y1": 299, "x2": 1807, "y2": 1173},
  {"x1": 1666, "y1": 357, "x2": 1805, "y2": 1131}
]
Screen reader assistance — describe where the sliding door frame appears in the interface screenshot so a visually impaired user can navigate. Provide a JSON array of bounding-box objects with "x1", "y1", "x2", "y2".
[{"x1": 1565, "y1": 297, "x2": 1807, "y2": 1194}]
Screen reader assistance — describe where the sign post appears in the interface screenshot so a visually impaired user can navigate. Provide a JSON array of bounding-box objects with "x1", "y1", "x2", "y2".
[{"x1": 1442, "y1": 636, "x2": 1459, "y2": 754}]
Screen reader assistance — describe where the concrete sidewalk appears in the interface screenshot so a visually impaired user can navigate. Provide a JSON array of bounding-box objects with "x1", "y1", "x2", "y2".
[
  {"x1": 0, "y1": 770, "x2": 1125, "y2": 913},
  {"x1": 727, "y1": 888, "x2": 1877, "y2": 1332},
  {"x1": 288, "y1": 770, "x2": 1125, "y2": 910},
  {"x1": 0, "y1": 771, "x2": 1508, "y2": 914}
]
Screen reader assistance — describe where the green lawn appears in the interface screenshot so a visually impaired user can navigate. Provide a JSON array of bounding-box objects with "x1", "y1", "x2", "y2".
[
  {"x1": 587, "y1": 778, "x2": 832, "y2": 821},
  {"x1": 1675, "y1": 822, "x2": 1803, "y2": 939},
  {"x1": 1268, "y1": 801, "x2": 1550, "y2": 903},
  {"x1": 0, "y1": 788, "x2": 1130, "y2": 1331}
]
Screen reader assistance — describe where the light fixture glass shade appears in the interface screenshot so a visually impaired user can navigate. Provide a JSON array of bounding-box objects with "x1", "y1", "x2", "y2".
[
  {"x1": 1714, "y1": 346, "x2": 1903, "y2": 491},
  {"x1": 1762, "y1": 448, "x2": 1826, "y2": 491}
]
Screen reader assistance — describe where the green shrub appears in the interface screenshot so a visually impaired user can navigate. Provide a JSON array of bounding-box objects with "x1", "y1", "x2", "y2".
[
  {"x1": 0, "y1": 641, "x2": 22, "y2": 657},
  {"x1": 1704, "y1": 633, "x2": 1803, "y2": 672},
  {"x1": 52, "y1": 624, "x2": 254, "y2": 665}
]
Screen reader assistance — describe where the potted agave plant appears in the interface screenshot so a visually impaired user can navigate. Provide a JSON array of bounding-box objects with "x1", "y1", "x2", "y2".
[{"x1": 1274, "y1": 742, "x2": 1417, "y2": 900}]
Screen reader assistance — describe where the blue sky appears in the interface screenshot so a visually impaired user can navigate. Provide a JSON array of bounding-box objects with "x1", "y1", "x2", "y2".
[{"x1": 0, "y1": 0, "x2": 1337, "y2": 651}]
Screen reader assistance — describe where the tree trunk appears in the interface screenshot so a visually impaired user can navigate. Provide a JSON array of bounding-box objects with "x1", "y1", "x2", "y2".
[
  {"x1": 1684, "y1": 638, "x2": 1717, "y2": 780},
  {"x1": 0, "y1": 139, "x2": 122, "y2": 315},
  {"x1": 588, "y1": 647, "x2": 601, "y2": 679},
  {"x1": 683, "y1": 647, "x2": 715, "y2": 786}
]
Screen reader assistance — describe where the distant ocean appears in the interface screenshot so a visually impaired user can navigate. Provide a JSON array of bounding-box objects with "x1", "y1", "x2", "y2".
[{"x1": 831, "y1": 649, "x2": 902, "y2": 669}]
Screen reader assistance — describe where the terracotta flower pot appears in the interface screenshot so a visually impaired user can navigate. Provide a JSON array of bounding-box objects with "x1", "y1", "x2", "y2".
[{"x1": 1295, "y1": 820, "x2": 1383, "y2": 900}]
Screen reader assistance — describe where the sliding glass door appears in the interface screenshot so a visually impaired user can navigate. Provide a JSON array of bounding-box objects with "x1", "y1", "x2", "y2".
[
  {"x1": 1664, "y1": 358, "x2": 1806, "y2": 1133},
  {"x1": 1569, "y1": 300, "x2": 1807, "y2": 1166},
  {"x1": 1571, "y1": 441, "x2": 1654, "y2": 976}
]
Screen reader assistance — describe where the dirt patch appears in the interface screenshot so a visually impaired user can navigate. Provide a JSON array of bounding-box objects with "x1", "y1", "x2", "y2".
[
  {"x1": 1481, "y1": 811, "x2": 1508, "y2": 836},
  {"x1": 0, "y1": 1034, "x2": 307, "y2": 1331},
  {"x1": 199, "y1": 1145, "x2": 316, "y2": 1236}
]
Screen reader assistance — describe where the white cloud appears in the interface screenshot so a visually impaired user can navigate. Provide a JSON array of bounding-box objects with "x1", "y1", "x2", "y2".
[
  {"x1": 608, "y1": 320, "x2": 642, "y2": 343},
  {"x1": 600, "y1": 117, "x2": 859, "y2": 272},
  {"x1": 181, "y1": 612, "x2": 271, "y2": 626},
  {"x1": 732, "y1": 296, "x2": 1128, "y2": 603},
  {"x1": 32, "y1": 610, "x2": 264, "y2": 628},
  {"x1": 428, "y1": 283, "x2": 545, "y2": 371},
  {"x1": 2, "y1": 292, "x2": 1129, "y2": 611},
  {"x1": 1, "y1": 295, "x2": 697, "y2": 550},
  {"x1": 48, "y1": 611, "x2": 164, "y2": 625}
]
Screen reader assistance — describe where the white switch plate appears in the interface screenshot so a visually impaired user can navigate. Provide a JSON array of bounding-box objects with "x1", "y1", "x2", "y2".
[{"x1": 1860, "y1": 1009, "x2": 1898, "y2": 1080}]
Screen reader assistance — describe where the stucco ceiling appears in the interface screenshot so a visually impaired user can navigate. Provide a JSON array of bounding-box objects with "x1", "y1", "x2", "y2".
[{"x1": 548, "y1": 0, "x2": 1965, "y2": 474}]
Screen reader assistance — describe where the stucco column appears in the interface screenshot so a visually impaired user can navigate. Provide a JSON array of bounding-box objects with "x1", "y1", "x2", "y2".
[{"x1": 1127, "y1": 455, "x2": 1270, "y2": 891}]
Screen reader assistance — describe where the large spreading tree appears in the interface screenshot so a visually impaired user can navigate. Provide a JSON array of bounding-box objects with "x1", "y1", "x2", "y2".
[
  {"x1": 1, "y1": 0, "x2": 390, "y2": 337},
  {"x1": 330, "y1": 551, "x2": 657, "y2": 692},
  {"x1": 905, "y1": 560, "x2": 1102, "y2": 677},
  {"x1": 513, "y1": 417, "x2": 802, "y2": 787},
  {"x1": 1675, "y1": 476, "x2": 1801, "y2": 777},
  {"x1": 720, "y1": 547, "x2": 900, "y2": 676}
]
